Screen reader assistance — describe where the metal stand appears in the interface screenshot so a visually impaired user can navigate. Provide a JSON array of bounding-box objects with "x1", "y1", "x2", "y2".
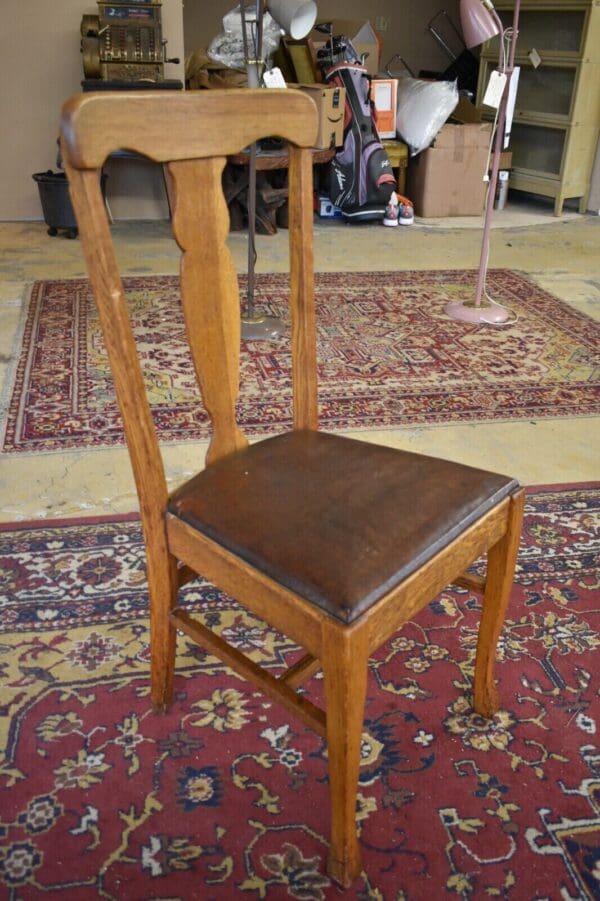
[
  {"x1": 240, "y1": 0, "x2": 286, "y2": 341},
  {"x1": 446, "y1": 0, "x2": 521, "y2": 325}
]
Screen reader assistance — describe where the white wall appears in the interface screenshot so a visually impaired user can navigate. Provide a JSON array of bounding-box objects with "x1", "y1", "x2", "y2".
[
  {"x1": 0, "y1": 0, "x2": 184, "y2": 221},
  {"x1": 184, "y1": 0, "x2": 462, "y2": 77},
  {"x1": 1, "y1": 0, "x2": 460, "y2": 221}
]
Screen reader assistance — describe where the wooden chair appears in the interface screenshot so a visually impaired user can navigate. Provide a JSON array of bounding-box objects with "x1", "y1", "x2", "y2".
[{"x1": 60, "y1": 89, "x2": 524, "y2": 888}]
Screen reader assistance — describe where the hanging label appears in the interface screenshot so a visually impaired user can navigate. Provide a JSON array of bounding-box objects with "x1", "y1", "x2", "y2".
[
  {"x1": 483, "y1": 70, "x2": 507, "y2": 109},
  {"x1": 263, "y1": 67, "x2": 287, "y2": 88},
  {"x1": 528, "y1": 48, "x2": 541, "y2": 68}
]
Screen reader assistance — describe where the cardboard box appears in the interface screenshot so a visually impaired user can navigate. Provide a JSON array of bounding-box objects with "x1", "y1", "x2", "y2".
[
  {"x1": 449, "y1": 96, "x2": 483, "y2": 124},
  {"x1": 308, "y1": 19, "x2": 380, "y2": 76},
  {"x1": 497, "y1": 151, "x2": 513, "y2": 170},
  {"x1": 372, "y1": 78, "x2": 398, "y2": 139},
  {"x1": 449, "y1": 98, "x2": 512, "y2": 171},
  {"x1": 289, "y1": 84, "x2": 346, "y2": 149},
  {"x1": 407, "y1": 122, "x2": 493, "y2": 217}
]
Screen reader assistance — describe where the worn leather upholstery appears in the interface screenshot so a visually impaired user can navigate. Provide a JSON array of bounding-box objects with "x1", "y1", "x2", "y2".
[{"x1": 168, "y1": 430, "x2": 518, "y2": 623}]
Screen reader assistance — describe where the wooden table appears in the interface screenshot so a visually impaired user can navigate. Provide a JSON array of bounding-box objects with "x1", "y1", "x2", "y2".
[
  {"x1": 224, "y1": 146, "x2": 335, "y2": 234},
  {"x1": 381, "y1": 140, "x2": 409, "y2": 195}
]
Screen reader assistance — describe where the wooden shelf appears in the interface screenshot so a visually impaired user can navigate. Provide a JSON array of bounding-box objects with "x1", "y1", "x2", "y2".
[{"x1": 476, "y1": 0, "x2": 600, "y2": 214}]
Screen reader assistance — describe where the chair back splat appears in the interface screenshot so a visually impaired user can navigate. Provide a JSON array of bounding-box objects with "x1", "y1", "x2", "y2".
[{"x1": 60, "y1": 89, "x2": 524, "y2": 888}]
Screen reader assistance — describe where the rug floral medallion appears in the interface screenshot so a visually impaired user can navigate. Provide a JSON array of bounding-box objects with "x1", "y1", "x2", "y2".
[
  {"x1": 0, "y1": 484, "x2": 599, "y2": 899},
  {"x1": 3, "y1": 270, "x2": 599, "y2": 453}
]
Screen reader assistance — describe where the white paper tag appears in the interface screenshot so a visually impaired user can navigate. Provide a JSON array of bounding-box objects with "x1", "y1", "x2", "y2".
[
  {"x1": 528, "y1": 48, "x2": 541, "y2": 68},
  {"x1": 262, "y1": 67, "x2": 287, "y2": 88},
  {"x1": 483, "y1": 70, "x2": 507, "y2": 109}
]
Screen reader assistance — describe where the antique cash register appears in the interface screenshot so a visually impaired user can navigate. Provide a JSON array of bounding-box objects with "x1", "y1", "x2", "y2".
[{"x1": 81, "y1": 0, "x2": 178, "y2": 83}]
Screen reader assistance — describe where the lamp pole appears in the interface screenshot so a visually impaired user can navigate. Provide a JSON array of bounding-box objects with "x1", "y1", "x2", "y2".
[
  {"x1": 445, "y1": 0, "x2": 521, "y2": 325},
  {"x1": 472, "y1": 0, "x2": 520, "y2": 315},
  {"x1": 240, "y1": 0, "x2": 287, "y2": 340}
]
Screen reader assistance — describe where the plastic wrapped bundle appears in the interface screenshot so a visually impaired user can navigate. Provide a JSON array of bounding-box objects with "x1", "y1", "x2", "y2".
[
  {"x1": 208, "y1": 3, "x2": 282, "y2": 71},
  {"x1": 396, "y1": 77, "x2": 459, "y2": 155}
]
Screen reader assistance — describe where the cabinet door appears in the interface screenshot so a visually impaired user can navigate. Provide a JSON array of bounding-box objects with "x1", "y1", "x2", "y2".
[
  {"x1": 478, "y1": 58, "x2": 577, "y2": 121},
  {"x1": 489, "y1": 9, "x2": 586, "y2": 53},
  {"x1": 509, "y1": 122, "x2": 566, "y2": 173},
  {"x1": 515, "y1": 64, "x2": 576, "y2": 118}
]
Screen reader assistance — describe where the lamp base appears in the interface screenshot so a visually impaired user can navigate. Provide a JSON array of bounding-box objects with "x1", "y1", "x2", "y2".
[
  {"x1": 241, "y1": 312, "x2": 286, "y2": 341},
  {"x1": 445, "y1": 298, "x2": 512, "y2": 325}
]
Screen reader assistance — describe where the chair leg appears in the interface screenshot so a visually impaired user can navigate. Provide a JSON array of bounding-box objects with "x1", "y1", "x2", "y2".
[
  {"x1": 473, "y1": 490, "x2": 524, "y2": 717},
  {"x1": 321, "y1": 621, "x2": 369, "y2": 888},
  {"x1": 147, "y1": 549, "x2": 179, "y2": 713}
]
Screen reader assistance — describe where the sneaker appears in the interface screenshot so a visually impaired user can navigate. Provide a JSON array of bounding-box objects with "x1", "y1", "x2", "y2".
[
  {"x1": 383, "y1": 191, "x2": 399, "y2": 227},
  {"x1": 397, "y1": 195, "x2": 414, "y2": 226}
]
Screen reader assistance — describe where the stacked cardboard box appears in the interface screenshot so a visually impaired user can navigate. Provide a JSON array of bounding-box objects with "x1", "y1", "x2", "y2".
[
  {"x1": 288, "y1": 84, "x2": 346, "y2": 149},
  {"x1": 407, "y1": 121, "x2": 493, "y2": 217}
]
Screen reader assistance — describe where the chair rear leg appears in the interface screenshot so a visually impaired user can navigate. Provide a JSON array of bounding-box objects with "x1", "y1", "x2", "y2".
[
  {"x1": 147, "y1": 550, "x2": 179, "y2": 713},
  {"x1": 473, "y1": 489, "x2": 524, "y2": 717},
  {"x1": 321, "y1": 621, "x2": 369, "y2": 888}
]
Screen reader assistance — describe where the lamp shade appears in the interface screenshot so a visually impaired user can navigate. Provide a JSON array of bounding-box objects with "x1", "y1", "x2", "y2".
[
  {"x1": 460, "y1": 0, "x2": 500, "y2": 48},
  {"x1": 269, "y1": 0, "x2": 317, "y2": 40}
]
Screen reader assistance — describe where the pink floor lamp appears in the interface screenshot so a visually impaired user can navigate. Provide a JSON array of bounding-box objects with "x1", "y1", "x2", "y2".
[{"x1": 445, "y1": 0, "x2": 521, "y2": 325}]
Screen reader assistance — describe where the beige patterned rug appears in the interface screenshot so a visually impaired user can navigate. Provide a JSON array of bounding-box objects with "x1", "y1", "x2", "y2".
[{"x1": 3, "y1": 269, "x2": 599, "y2": 452}]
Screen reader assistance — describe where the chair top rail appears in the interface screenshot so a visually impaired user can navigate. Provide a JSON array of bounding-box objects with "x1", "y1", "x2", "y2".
[{"x1": 61, "y1": 89, "x2": 319, "y2": 169}]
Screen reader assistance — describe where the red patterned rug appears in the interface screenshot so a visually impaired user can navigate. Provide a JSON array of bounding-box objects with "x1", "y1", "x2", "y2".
[
  {"x1": 1, "y1": 484, "x2": 599, "y2": 898},
  {"x1": 3, "y1": 270, "x2": 599, "y2": 453}
]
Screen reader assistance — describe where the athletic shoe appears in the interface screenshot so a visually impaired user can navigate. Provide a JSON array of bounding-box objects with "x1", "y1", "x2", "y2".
[
  {"x1": 383, "y1": 191, "x2": 399, "y2": 227},
  {"x1": 397, "y1": 195, "x2": 414, "y2": 225}
]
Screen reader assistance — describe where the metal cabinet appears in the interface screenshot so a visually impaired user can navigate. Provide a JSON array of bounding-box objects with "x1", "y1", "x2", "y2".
[{"x1": 476, "y1": 0, "x2": 600, "y2": 214}]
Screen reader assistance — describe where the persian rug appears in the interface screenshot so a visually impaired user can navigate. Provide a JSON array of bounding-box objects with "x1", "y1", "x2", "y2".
[
  {"x1": 2, "y1": 270, "x2": 599, "y2": 454},
  {"x1": 1, "y1": 484, "x2": 599, "y2": 899}
]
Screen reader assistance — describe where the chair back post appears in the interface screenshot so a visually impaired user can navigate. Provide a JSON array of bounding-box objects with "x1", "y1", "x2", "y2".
[
  {"x1": 60, "y1": 155, "x2": 179, "y2": 710},
  {"x1": 61, "y1": 158, "x2": 170, "y2": 520},
  {"x1": 288, "y1": 145, "x2": 318, "y2": 430}
]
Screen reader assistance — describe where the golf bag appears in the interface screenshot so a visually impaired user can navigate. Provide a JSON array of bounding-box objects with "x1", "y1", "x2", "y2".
[{"x1": 325, "y1": 62, "x2": 396, "y2": 222}]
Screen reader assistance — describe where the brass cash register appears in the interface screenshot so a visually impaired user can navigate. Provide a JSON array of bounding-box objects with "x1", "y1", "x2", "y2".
[{"x1": 81, "y1": 0, "x2": 176, "y2": 83}]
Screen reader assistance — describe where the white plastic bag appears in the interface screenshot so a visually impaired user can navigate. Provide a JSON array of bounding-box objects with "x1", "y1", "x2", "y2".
[
  {"x1": 395, "y1": 78, "x2": 459, "y2": 155},
  {"x1": 208, "y1": 4, "x2": 282, "y2": 72}
]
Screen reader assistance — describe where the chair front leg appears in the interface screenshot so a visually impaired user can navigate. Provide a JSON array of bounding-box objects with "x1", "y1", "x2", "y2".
[
  {"x1": 147, "y1": 545, "x2": 179, "y2": 713},
  {"x1": 321, "y1": 619, "x2": 369, "y2": 888},
  {"x1": 473, "y1": 489, "x2": 524, "y2": 717}
]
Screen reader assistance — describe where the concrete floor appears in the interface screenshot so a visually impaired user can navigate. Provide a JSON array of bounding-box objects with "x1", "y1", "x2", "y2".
[{"x1": 0, "y1": 198, "x2": 599, "y2": 523}]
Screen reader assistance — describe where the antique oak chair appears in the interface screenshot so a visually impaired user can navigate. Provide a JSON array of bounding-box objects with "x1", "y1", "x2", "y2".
[{"x1": 60, "y1": 90, "x2": 524, "y2": 887}]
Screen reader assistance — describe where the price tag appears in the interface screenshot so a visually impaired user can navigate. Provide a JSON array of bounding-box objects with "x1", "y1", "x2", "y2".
[
  {"x1": 528, "y1": 48, "x2": 541, "y2": 68},
  {"x1": 263, "y1": 67, "x2": 287, "y2": 88},
  {"x1": 483, "y1": 70, "x2": 507, "y2": 109}
]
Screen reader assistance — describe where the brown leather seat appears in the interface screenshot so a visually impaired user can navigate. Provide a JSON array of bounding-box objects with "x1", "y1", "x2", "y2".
[
  {"x1": 60, "y1": 88, "x2": 523, "y2": 888},
  {"x1": 170, "y1": 429, "x2": 518, "y2": 622}
]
